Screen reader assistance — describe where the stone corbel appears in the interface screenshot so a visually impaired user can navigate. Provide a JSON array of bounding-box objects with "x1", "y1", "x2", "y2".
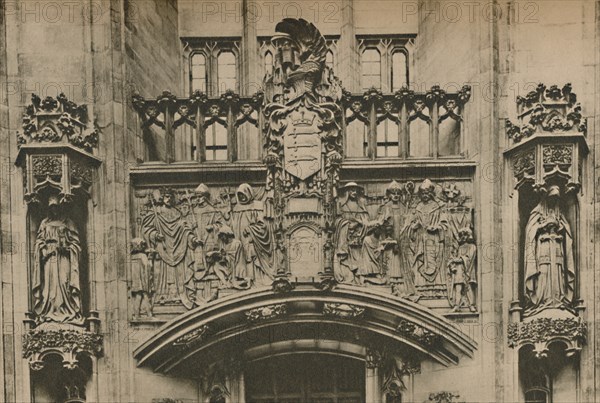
[
  {"x1": 508, "y1": 313, "x2": 587, "y2": 359},
  {"x1": 22, "y1": 323, "x2": 103, "y2": 371}
]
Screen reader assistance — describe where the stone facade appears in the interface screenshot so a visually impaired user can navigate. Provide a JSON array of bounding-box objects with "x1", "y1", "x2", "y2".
[{"x1": 0, "y1": 1, "x2": 599, "y2": 402}]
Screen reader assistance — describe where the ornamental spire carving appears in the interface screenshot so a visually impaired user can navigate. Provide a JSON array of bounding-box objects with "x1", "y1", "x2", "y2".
[{"x1": 18, "y1": 93, "x2": 99, "y2": 152}]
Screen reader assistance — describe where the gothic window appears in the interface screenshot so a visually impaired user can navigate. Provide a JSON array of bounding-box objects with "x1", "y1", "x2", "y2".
[
  {"x1": 217, "y1": 51, "x2": 237, "y2": 95},
  {"x1": 346, "y1": 120, "x2": 368, "y2": 158},
  {"x1": 377, "y1": 119, "x2": 400, "y2": 157},
  {"x1": 391, "y1": 51, "x2": 408, "y2": 91},
  {"x1": 187, "y1": 40, "x2": 240, "y2": 96},
  {"x1": 326, "y1": 49, "x2": 334, "y2": 70},
  {"x1": 264, "y1": 51, "x2": 274, "y2": 75},
  {"x1": 358, "y1": 37, "x2": 412, "y2": 92},
  {"x1": 206, "y1": 122, "x2": 228, "y2": 161},
  {"x1": 190, "y1": 53, "x2": 207, "y2": 93},
  {"x1": 361, "y1": 48, "x2": 382, "y2": 90}
]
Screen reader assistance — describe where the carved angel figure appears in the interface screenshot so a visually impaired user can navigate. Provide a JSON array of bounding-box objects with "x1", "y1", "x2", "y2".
[
  {"x1": 33, "y1": 195, "x2": 83, "y2": 325},
  {"x1": 524, "y1": 185, "x2": 575, "y2": 316}
]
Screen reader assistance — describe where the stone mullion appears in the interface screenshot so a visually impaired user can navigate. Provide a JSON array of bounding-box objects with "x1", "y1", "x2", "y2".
[
  {"x1": 242, "y1": 0, "x2": 259, "y2": 95},
  {"x1": 338, "y1": 0, "x2": 358, "y2": 93},
  {"x1": 399, "y1": 102, "x2": 408, "y2": 158},
  {"x1": 195, "y1": 103, "x2": 207, "y2": 162},
  {"x1": 226, "y1": 103, "x2": 237, "y2": 162}
]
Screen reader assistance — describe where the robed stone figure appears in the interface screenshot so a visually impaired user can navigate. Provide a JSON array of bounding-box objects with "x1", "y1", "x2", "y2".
[
  {"x1": 231, "y1": 183, "x2": 275, "y2": 285},
  {"x1": 404, "y1": 180, "x2": 448, "y2": 287},
  {"x1": 142, "y1": 190, "x2": 199, "y2": 309},
  {"x1": 335, "y1": 182, "x2": 371, "y2": 283},
  {"x1": 524, "y1": 185, "x2": 575, "y2": 316},
  {"x1": 33, "y1": 196, "x2": 83, "y2": 325}
]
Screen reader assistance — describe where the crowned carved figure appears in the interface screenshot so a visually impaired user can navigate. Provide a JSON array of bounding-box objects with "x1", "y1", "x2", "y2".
[
  {"x1": 142, "y1": 189, "x2": 200, "y2": 309},
  {"x1": 33, "y1": 195, "x2": 83, "y2": 325},
  {"x1": 524, "y1": 185, "x2": 575, "y2": 316}
]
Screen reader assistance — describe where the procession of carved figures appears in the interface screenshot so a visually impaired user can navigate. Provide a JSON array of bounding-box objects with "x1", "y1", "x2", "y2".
[{"x1": 131, "y1": 179, "x2": 476, "y2": 317}]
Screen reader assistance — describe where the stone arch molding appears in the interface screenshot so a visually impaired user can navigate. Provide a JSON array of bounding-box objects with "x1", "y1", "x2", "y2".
[{"x1": 134, "y1": 285, "x2": 477, "y2": 375}]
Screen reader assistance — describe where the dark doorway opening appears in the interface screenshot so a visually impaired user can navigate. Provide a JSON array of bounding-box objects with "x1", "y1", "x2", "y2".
[{"x1": 245, "y1": 354, "x2": 365, "y2": 403}]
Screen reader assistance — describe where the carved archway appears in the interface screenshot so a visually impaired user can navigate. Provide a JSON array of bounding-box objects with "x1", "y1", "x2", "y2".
[{"x1": 134, "y1": 285, "x2": 476, "y2": 374}]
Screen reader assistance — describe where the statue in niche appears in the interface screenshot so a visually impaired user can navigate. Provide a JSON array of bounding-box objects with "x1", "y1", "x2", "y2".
[
  {"x1": 447, "y1": 228, "x2": 477, "y2": 312},
  {"x1": 206, "y1": 225, "x2": 246, "y2": 289},
  {"x1": 231, "y1": 184, "x2": 275, "y2": 286},
  {"x1": 403, "y1": 179, "x2": 448, "y2": 287},
  {"x1": 379, "y1": 181, "x2": 418, "y2": 299},
  {"x1": 142, "y1": 189, "x2": 200, "y2": 309},
  {"x1": 334, "y1": 182, "x2": 371, "y2": 283},
  {"x1": 130, "y1": 237, "x2": 154, "y2": 319},
  {"x1": 33, "y1": 195, "x2": 84, "y2": 325},
  {"x1": 524, "y1": 185, "x2": 575, "y2": 316}
]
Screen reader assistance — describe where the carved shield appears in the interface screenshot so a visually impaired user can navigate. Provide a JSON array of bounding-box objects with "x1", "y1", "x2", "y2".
[{"x1": 283, "y1": 110, "x2": 322, "y2": 180}]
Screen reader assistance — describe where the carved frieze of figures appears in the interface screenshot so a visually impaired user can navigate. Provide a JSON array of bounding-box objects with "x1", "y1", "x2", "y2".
[
  {"x1": 133, "y1": 179, "x2": 476, "y2": 314},
  {"x1": 135, "y1": 183, "x2": 275, "y2": 313},
  {"x1": 523, "y1": 185, "x2": 575, "y2": 317},
  {"x1": 33, "y1": 195, "x2": 84, "y2": 325},
  {"x1": 332, "y1": 179, "x2": 476, "y2": 310}
]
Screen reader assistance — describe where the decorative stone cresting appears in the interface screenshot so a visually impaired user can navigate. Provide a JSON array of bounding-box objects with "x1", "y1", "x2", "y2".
[
  {"x1": 507, "y1": 316, "x2": 587, "y2": 359},
  {"x1": 22, "y1": 328, "x2": 103, "y2": 370},
  {"x1": 18, "y1": 93, "x2": 99, "y2": 152},
  {"x1": 505, "y1": 83, "x2": 586, "y2": 144}
]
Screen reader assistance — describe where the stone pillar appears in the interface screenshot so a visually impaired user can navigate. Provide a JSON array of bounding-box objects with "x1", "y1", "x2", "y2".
[
  {"x1": 365, "y1": 349, "x2": 383, "y2": 403},
  {"x1": 228, "y1": 371, "x2": 246, "y2": 403}
]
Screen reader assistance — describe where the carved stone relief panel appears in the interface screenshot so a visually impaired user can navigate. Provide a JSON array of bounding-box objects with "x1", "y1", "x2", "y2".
[{"x1": 131, "y1": 178, "x2": 476, "y2": 317}]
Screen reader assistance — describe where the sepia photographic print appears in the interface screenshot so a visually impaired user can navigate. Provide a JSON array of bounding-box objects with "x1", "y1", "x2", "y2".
[{"x1": 0, "y1": 0, "x2": 597, "y2": 402}]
